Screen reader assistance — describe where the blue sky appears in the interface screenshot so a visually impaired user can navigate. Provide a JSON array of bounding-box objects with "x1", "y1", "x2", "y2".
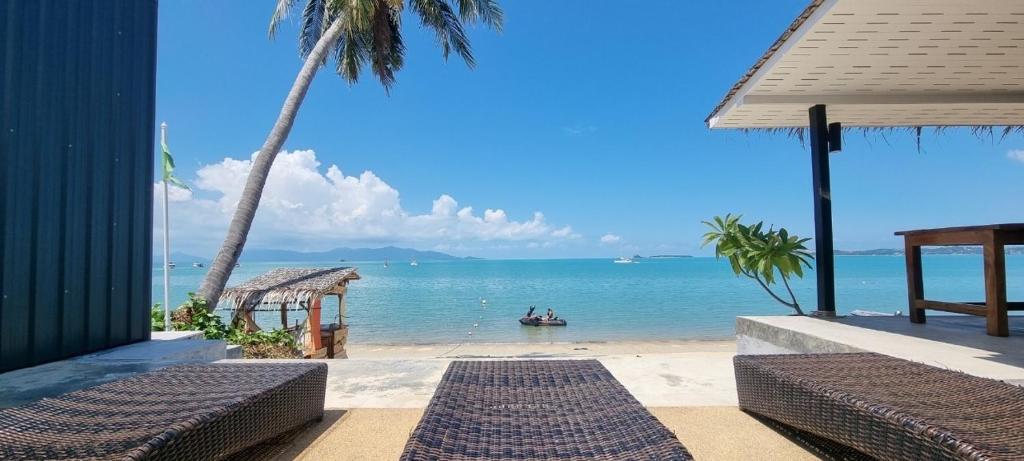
[{"x1": 155, "y1": 0, "x2": 1024, "y2": 259}]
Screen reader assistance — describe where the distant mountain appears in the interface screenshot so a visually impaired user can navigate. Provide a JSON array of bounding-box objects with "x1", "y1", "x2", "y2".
[
  {"x1": 238, "y1": 246, "x2": 471, "y2": 262},
  {"x1": 836, "y1": 247, "x2": 1024, "y2": 256},
  {"x1": 835, "y1": 249, "x2": 903, "y2": 256}
]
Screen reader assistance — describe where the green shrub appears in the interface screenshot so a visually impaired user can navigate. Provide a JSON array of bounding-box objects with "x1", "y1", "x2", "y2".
[
  {"x1": 227, "y1": 328, "x2": 301, "y2": 359},
  {"x1": 171, "y1": 292, "x2": 300, "y2": 358},
  {"x1": 172, "y1": 293, "x2": 230, "y2": 340},
  {"x1": 151, "y1": 304, "x2": 165, "y2": 332}
]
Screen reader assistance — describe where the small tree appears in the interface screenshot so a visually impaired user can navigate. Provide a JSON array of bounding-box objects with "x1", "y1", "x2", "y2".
[{"x1": 702, "y1": 214, "x2": 814, "y2": 315}]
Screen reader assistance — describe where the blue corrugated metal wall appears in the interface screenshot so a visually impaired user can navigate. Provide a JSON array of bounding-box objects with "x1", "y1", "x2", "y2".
[{"x1": 0, "y1": 0, "x2": 157, "y2": 373}]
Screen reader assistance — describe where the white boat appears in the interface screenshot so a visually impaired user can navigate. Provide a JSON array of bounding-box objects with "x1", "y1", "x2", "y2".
[
  {"x1": 192, "y1": 262, "x2": 204, "y2": 268},
  {"x1": 410, "y1": 259, "x2": 419, "y2": 267},
  {"x1": 167, "y1": 262, "x2": 176, "y2": 269},
  {"x1": 613, "y1": 257, "x2": 634, "y2": 264}
]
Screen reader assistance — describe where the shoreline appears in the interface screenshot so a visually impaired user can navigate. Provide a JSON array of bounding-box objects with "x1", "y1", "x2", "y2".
[
  {"x1": 346, "y1": 336, "x2": 735, "y2": 347},
  {"x1": 346, "y1": 338, "x2": 736, "y2": 359}
]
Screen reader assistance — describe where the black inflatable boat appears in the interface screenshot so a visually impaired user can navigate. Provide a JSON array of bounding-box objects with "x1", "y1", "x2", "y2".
[{"x1": 519, "y1": 317, "x2": 567, "y2": 327}]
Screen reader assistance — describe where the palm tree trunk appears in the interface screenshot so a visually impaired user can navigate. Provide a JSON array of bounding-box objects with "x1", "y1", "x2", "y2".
[{"x1": 197, "y1": 18, "x2": 345, "y2": 307}]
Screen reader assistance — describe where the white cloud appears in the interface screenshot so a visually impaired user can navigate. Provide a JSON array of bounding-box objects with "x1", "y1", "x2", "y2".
[
  {"x1": 551, "y1": 226, "x2": 582, "y2": 239},
  {"x1": 562, "y1": 124, "x2": 597, "y2": 136},
  {"x1": 156, "y1": 149, "x2": 576, "y2": 255},
  {"x1": 600, "y1": 233, "x2": 622, "y2": 244},
  {"x1": 1008, "y1": 150, "x2": 1024, "y2": 164},
  {"x1": 153, "y1": 183, "x2": 193, "y2": 202}
]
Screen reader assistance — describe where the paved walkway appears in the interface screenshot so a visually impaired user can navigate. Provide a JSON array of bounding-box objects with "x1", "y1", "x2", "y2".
[{"x1": 236, "y1": 341, "x2": 741, "y2": 409}]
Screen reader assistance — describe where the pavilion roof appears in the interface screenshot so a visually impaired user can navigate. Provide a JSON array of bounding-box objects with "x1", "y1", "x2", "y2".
[
  {"x1": 707, "y1": 0, "x2": 1024, "y2": 129},
  {"x1": 220, "y1": 267, "x2": 360, "y2": 309}
]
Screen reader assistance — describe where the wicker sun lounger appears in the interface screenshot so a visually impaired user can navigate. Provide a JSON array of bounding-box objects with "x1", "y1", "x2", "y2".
[
  {"x1": 735, "y1": 353, "x2": 1024, "y2": 461},
  {"x1": 401, "y1": 360, "x2": 693, "y2": 461},
  {"x1": 0, "y1": 362, "x2": 327, "y2": 460}
]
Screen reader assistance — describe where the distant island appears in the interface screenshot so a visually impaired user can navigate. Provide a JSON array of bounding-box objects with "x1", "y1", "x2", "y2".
[
  {"x1": 161, "y1": 246, "x2": 475, "y2": 263},
  {"x1": 644, "y1": 254, "x2": 693, "y2": 259},
  {"x1": 836, "y1": 247, "x2": 1024, "y2": 256}
]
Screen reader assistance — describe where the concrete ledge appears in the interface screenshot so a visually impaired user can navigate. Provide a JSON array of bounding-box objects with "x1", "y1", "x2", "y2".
[
  {"x1": 226, "y1": 344, "x2": 243, "y2": 359},
  {"x1": 736, "y1": 315, "x2": 1024, "y2": 385},
  {"x1": 0, "y1": 338, "x2": 226, "y2": 408},
  {"x1": 152, "y1": 330, "x2": 205, "y2": 341},
  {"x1": 737, "y1": 316, "x2": 864, "y2": 355},
  {"x1": 78, "y1": 338, "x2": 226, "y2": 363}
]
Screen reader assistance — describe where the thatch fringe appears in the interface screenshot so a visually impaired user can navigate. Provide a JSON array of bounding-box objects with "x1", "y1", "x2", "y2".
[
  {"x1": 739, "y1": 126, "x2": 1024, "y2": 152},
  {"x1": 220, "y1": 267, "x2": 360, "y2": 310}
]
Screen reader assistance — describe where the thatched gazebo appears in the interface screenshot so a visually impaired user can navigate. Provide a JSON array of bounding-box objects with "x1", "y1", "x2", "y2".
[{"x1": 220, "y1": 267, "x2": 361, "y2": 358}]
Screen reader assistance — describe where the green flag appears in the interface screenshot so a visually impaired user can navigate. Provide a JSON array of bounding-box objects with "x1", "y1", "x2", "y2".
[{"x1": 161, "y1": 139, "x2": 190, "y2": 190}]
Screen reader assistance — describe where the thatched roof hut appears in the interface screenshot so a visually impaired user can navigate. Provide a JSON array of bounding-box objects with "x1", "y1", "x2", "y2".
[
  {"x1": 220, "y1": 267, "x2": 360, "y2": 312},
  {"x1": 221, "y1": 267, "x2": 361, "y2": 359}
]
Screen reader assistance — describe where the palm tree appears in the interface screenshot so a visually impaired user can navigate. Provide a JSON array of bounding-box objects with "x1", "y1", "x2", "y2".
[{"x1": 197, "y1": 0, "x2": 502, "y2": 305}]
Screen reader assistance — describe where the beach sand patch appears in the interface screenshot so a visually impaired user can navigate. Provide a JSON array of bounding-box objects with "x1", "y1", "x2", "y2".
[
  {"x1": 651, "y1": 407, "x2": 820, "y2": 461},
  {"x1": 263, "y1": 406, "x2": 819, "y2": 460},
  {"x1": 267, "y1": 409, "x2": 423, "y2": 461}
]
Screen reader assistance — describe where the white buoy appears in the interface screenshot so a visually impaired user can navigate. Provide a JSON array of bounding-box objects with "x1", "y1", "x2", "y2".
[{"x1": 468, "y1": 331, "x2": 474, "y2": 335}]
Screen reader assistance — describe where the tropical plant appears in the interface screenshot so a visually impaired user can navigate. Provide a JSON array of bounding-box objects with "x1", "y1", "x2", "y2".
[
  {"x1": 197, "y1": 0, "x2": 503, "y2": 306},
  {"x1": 171, "y1": 293, "x2": 231, "y2": 339},
  {"x1": 702, "y1": 214, "x2": 814, "y2": 315},
  {"x1": 173, "y1": 292, "x2": 300, "y2": 358},
  {"x1": 227, "y1": 328, "x2": 302, "y2": 359},
  {"x1": 151, "y1": 304, "x2": 166, "y2": 332}
]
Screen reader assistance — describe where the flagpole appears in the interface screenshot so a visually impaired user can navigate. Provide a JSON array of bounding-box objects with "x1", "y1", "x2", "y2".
[{"x1": 161, "y1": 122, "x2": 173, "y2": 331}]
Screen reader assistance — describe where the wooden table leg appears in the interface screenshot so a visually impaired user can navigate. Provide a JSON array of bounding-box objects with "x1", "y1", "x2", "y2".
[
  {"x1": 984, "y1": 235, "x2": 1009, "y2": 337},
  {"x1": 905, "y1": 240, "x2": 925, "y2": 324}
]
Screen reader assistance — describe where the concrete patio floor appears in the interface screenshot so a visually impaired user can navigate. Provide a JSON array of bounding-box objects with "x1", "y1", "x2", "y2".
[{"x1": 291, "y1": 342, "x2": 741, "y2": 409}]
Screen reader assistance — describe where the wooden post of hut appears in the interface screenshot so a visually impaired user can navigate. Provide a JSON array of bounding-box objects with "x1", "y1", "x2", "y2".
[
  {"x1": 328, "y1": 288, "x2": 349, "y2": 358},
  {"x1": 304, "y1": 298, "x2": 324, "y2": 356},
  {"x1": 219, "y1": 267, "x2": 361, "y2": 359}
]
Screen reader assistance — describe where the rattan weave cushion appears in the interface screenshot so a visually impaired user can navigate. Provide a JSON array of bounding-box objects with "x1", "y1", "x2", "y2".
[
  {"x1": 401, "y1": 360, "x2": 693, "y2": 460},
  {"x1": 735, "y1": 353, "x2": 1024, "y2": 461},
  {"x1": 0, "y1": 362, "x2": 327, "y2": 460}
]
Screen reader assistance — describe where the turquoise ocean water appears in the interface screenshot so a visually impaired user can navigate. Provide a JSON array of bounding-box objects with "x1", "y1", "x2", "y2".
[{"x1": 153, "y1": 256, "x2": 1023, "y2": 344}]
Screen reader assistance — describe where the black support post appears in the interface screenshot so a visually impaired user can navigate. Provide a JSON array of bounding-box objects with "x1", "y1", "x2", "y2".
[{"x1": 808, "y1": 104, "x2": 836, "y2": 314}]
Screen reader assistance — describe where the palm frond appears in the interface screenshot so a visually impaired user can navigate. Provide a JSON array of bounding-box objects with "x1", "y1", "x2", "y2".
[
  {"x1": 456, "y1": 0, "x2": 504, "y2": 31},
  {"x1": 410, "y1": 0, "x2": 475, "y2": 67},
  {"x1": 334, "y1": 29, "x2": 366, "y2": 84},
  {"x1": 369, "y1": 0, "x2": 405, "y2": 90},
  {"x1": 273, "y1": 0, "x2": 500, "y2": 89},
  {"x1": 331, "y1": 0, "x2": 374, "y2": 83},
  {"x1": 299, "y1": 0, "x2": 328, "y2": 58},
  {"x1": 269, "y1": 0, "x2": 299, "y2": 39}
]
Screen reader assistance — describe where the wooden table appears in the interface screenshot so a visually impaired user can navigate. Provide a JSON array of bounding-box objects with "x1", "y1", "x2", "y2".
[{"x1": 895, "y1": 224, "x2": 1024, "y2": 337}]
